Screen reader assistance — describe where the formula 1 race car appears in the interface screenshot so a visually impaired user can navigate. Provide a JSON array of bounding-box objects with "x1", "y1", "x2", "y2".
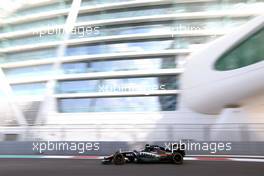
[{"x1": 102, "y1": 144, "x2": 185, "y2": 165}]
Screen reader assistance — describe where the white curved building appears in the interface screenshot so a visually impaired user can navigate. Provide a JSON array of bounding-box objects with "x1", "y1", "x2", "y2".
[
  {"x1": 182, "y1": 15, "x2": 264, "y2": 115},
  {"x1": 0, "y1": 0, "x2": 263, "y2": 141}
]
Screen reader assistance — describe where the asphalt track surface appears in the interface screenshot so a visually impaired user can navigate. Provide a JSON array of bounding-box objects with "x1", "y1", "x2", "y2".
[{"x1": 0, "y1": 159, "x2": 263, "y2": 176}]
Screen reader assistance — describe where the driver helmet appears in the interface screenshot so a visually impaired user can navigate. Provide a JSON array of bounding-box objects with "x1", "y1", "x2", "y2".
[{"x1": 145, "y1": 144, "x2": 150, "y2": 149}]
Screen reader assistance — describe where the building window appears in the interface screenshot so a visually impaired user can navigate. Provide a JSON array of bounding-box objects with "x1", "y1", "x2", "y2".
[
  {"x1": 58, "y1": 95, "x2": 177, "y2": 112},
  {"x1": 4, "y1": 64, "x2": 52, "y2": 78},
  {"x1": 70, "y1": 22, "x2": 173, "y2": 39},
  {"x1": 6, "y1": 16, "x2": 66, "y2": 33},
  {"x1": 10, "y1": 1, "x2": 72, "y2": 18},
  {"x1": 215, "y1": 27, "x2": 264, "y2": 71},
  {"x1": 57, "y1": 76, "x2": 178, "y2": 93},
  {"x1": 66, "y1": 40, "x2": 174, "y2": 56},
  {"x1": 4, "y1": 48, "x2": 57, "y2": 63},
  {"x1": 81, "y1": 0, "x2": 133, "y2": 6},
  {"x1": 77, "y1": 5, "x2": 174, "y2": 22},
  {"x1": 11, "y1": 82, "x2": 46, "y2": 96},
  {"x1": 3, "y1": 34, "x2": 62, "y2": 48},
  {"x1": 62, "y1": 57, "x2": 177, "y2": 74}
]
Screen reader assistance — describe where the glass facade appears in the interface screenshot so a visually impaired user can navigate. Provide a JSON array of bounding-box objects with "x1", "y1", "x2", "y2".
[
  {"x1": 2, "y1": 16, "x2": 66, "y2": 33},
  {"x1": 2, "y1": 48, "x2": 57, "y2": 63},
  {"x1": 77, "y1": 5, "x2": 175, "y2": 22},
  {"x1": 3, "y1": 57, "x2": 177, "y2": 78},
  {"x1": 58, "y1": 95, "x2": 177, "y2": 112},
  {"x1": 57, "y1": 76, "x2": 178, "y2": 93},
  {"x1": 78, "y1": 1, "x2": 259, "y2": 23},
  {"x1": 0, "y1": 0, "x2": 258, "y2": 115},
  {"x1": 66, "y1": 40, "x2": 174, "y2": 56},
  {"x1": 4, "y1": 65, "x2": 53, "y2": 78},
  {"x1": 172, "y1": 18, "x2": 250, "y2": 31},
  {"x1": 11, "y1": 82, "x2": 46, "y2": 96},
  {"x1": 9, "y1": 1, "x2": 72, "y2": 18},
  {"x1": 81, "y1": 0, "x2": 133, "y2": 6},
  {"x1": 1, "y1": 34, "x2": 62, "y2": 48},
  {"x1": 69, "y1": 18, "x2": 250, "y2": 40},
  {"x1": 62, "y1": 57, "x2": 176, "y2": 74},
  {"x1": 66, "y1": 37, "x2": 214, "y2": 57},
  {"x1": 70, "y1": 22, "x2": 173, "y2": 39},
  {"x1": 215, "y1": 27, "x2": 264, "y2": 71}
]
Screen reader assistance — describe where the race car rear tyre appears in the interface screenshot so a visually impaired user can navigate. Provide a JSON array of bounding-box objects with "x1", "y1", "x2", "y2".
[
  {"x1": 172, "y1": 153, "x2": 183, "y2": 165},
  {"x1": 113, "y1": 153, "x2": 125, "y2": 165}
]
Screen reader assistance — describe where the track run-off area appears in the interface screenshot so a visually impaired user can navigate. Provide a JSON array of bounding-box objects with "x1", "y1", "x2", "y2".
[{"x1": 0, "y1": 155, "x2": 263, "y2": 176}]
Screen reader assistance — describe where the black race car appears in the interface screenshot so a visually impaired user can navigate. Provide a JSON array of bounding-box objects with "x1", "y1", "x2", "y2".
[{"x1": 102, "y1": 144, "x2": 185, "y2": 165}]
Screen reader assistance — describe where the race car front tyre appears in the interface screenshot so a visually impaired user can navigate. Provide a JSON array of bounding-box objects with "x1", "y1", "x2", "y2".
[
  {"x1": 172, "y1": 153, "x2": 183, "y2": 165},
  {"x1": 113, "y1": 152, "x2": 125, "y2": 165}
]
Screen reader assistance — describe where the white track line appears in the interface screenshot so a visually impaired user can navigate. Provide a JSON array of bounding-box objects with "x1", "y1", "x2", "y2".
[
  {"x1": 229, "y1": 158, "x2": 264, "y2": 163},
  {"x1": 187, "y1": 155, "x2": 264, "y2": 158}
]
